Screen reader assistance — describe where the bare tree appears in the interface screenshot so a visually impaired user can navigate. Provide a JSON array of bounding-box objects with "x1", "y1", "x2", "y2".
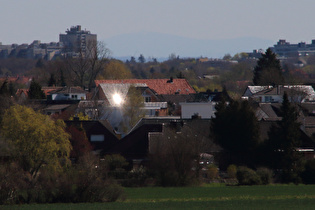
[{"x1": 63, "y1": 40, "x2": 111, "y2": 90}]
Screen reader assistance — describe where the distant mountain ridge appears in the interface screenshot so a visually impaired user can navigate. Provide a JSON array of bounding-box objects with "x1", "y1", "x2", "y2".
[{"x1": 102, "y1": 32, "x2": 275, "y2": 59}]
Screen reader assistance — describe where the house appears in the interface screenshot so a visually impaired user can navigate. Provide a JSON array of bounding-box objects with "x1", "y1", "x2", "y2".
[
  {"x1": 43, "y1": 104, "x2": 71, "y2": 115},
  {"x1": 180, "y1": 102, "x2": 216, "y2": 119},
  {"x1": 93, "y1": 79, "x2": 196, "y2": 116},
  {"x1": 65, "y1": 120, "x2": 119, "y2": 155},
  {"x1": 0, "y1": 76, "x2": 32, "y2": 86},
  {"x1": 16, "y1": 86, "x2": 63, "y2": 101},
  {"x1": 259, "y1": 120, "x2": 315, "y2": 160},
  {"x1": 243, "y1": 85, "x2": 315, "y2": 103},
  {"x1": 94, "y1": 78, "x2": 196, "y2": 95},
  {"x1": 179, "y1": 90, "x2": 231, "y2": 119},
  {"x1": 47, "y1": 86, "x2": 87, "y2": 101},
  {"x1": 107, "y1": 117, "x2": 220, "y2": 167}
]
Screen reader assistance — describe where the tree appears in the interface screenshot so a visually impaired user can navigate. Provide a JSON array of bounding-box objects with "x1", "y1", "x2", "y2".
[
  {"x1": 69, "y1": 112, "x2": 90, "y2": 121},
  {"x1": 211, "y1": 98, "x2": 260, "y2": 168},
  {"x1": 138, "y1": 54, "x2": 146, "y2": 63},
  {"x1": 97, "y1": 60, "x2": 132, "y2": 80},
  {"x1": 253, "y1": 48, "x2": 284, "y2": 85},
  {"x1": 0, "y1": 79, "x2": 9, "y2": 96},
  {"x1": 265, "y1": 92, "x2": 302, "y2": 182},
  {"x1": 66, "y1": 125, "x2": 92, "y2": 160},
  {"x1": 1, "y1": 105, "x2": 72, "y2": 180},
  {"x1": 120, "y1": 86, "x2": 146, "y2": 133},
  {"x1": 149, "y1": 120, "x2": 212, "y2": 186},
  {"x1": 47, "y1": 73, "x2": 57, "y2": 86},
  {"x1": 130, "y1": 56, "x2": 136, "y2": 64},
  {"x1": 0, "y1": 80, "x2": 14, "y2": 124},
  {"x1": 223, "y1": 53, "x2": 232, "y2": 60},
  {"x1": 28, "y1": 79, "x2": 46, "y2": 99},
  {"x1": 62, "y1": 40, "x2": 110, "y2": 90}
]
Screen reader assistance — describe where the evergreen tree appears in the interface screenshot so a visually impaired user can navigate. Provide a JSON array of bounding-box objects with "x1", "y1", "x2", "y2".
[
  {"x1": 138, "y1": 54, "x2": 146, "y2": 63},
  {"x1": 60, "y1": 70, "x2": 67, "y2": 87},
  {"x1": 48, "y1": 73, "x2": 57, "y2": 87},
  {"x1": 266, "y1": 92, "x2": 302, "y2": 182},
  {"x1": 28, "y1": 80, "x2": 46, "y2": 99},
  {"x1": 211, "y1": 99, "x2": 260, "y2": 168},
  {"x1": 253, "y1": 48, "x2": 284, "y2": 86},
  {"x1": 0, "y1": 80, "x2": 10, "y2": 96}
]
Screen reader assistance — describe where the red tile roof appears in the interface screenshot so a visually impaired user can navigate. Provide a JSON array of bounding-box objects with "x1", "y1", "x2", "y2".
[
  {"x1": 0, "y1": 76, "x2": 32, "y2": 85},
  {"x1": 95, "y1": 79, "x2": 196, "y2": 95}
]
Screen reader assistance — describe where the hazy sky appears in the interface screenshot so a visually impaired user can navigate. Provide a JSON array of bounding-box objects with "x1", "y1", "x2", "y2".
[{"x1": 1, "y1": 0, "x2": 315, "y2": 45}]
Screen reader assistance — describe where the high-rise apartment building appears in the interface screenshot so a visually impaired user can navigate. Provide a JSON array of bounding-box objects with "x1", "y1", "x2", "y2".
[
  {"x1": 59, "y1": 25, "x2": 97, "y2": 58},
  {"x1": 270, "y1": 39, "x2": 315, "y2": 58}
]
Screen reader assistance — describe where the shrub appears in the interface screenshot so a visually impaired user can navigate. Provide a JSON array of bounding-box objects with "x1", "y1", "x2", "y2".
[
  {"x1": 123, "y1": 166, "x2": 149, "y2": 187},
  {"x1": 302, "y1": 159, "x2": 315, "y2": 184},
  {"x1": 0, "y1": 162, "x2": 28, "y2": 204},
  {"x1": 207, "y1": 164, "x2": 219, "y2": 180},
  {"x1": 227, "y1": 164, "x2": 237, "y2": 179},
  {"x1": 0, "y1": 154, "x2": 126, "y2": 204},
  {"x1": 256, "y1": 167, "x2": 273, "y2": 185},
  {"x1": 73, "y1": 154, "x2": 125, "y2": 202},
  {"x1": 237, "y1": 166, "x2": 261, "y2": 185}
]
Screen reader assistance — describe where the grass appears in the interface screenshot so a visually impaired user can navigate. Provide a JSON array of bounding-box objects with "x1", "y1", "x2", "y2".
[{"x1": 4, "y1": 184, "x2": 315, "y2": 209}]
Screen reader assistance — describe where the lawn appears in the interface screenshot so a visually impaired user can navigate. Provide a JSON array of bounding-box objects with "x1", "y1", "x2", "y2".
[{"x1": 4, "y1": 184, "x2": 315, "y2": 209}]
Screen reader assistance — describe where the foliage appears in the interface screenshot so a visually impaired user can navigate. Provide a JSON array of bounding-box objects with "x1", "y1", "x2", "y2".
[
  {"x1": 301, "y1": 159, "x2": 315, "y2": 184},
  {"x1": 104, "y1": 154, "x2": 129, "y2": 179},
  {"x1": 149, "y1": 121, "x2": 211, "y2": 186},
  {"x1": 0, "y1": 81, "x2": 14, "y2": 124},
  {"x1": 28, "y1": 79, "x2": 46, "y2": 99},
  {"x1": 253, "y1": 48, "x2": 284, "y2": 85},
  {"x1": 47, "y1": 73, "x2": 57, "y2": 86},
  {"x1": 256, "y1": 167, "x2": 273, "y2": 185},
  {"x1": 97, "y1": 59, "x2": 132, "y2": 80},
  {"x1": 104, "y1": 154, "x2": 129, "y2": 171},
  {"x1": 69, "y1": 112, "x2": 90, "y2": 121},
  {"x1": 207, "y1": 164, "x2": 219, "y2": 180},
  {"x1": 0, "y1": 162, "x2": 28, "y2": 204},
  {"x1": 227, "y1": 164, "x2": 237, "y2": 179},
  {"x1": 73, "y1": 154, "x2": 125, "y2": 202},
  {"x1": 211, "y1": 99, "x2": 260, "y2": 168},
  {"x1": 1, "y1": 105, "x2": 72, "y2": 180},
  {"x1": 66, "y1": 125, "x2": 92, "y2": 160},
  {"x1": 236, "y1": 166, "x2": 261, "y2": 185},
  {"x1": 61, "y1": 41, "x2": 110, "y2": 90},
  {"x1": 0, "y1": 153, "x2": 125, "y2": 204},
  {"x1": 138, "y1": 54, "x2": 146, "y2": 63},
  {"x1": 123, "y1": 166, "x2": 151, "y2": 187},
  {"x1": 265, "y1": 92, "x2": 302, "y2": 183},
  {"x1": 120, "y1": 86, "x2": 146, "y2": 133}
]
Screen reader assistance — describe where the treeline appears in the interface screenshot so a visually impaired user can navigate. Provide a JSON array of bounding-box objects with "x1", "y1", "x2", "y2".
[{"x1": 2, "y1": 47, "x2": 315, "y2": 98}]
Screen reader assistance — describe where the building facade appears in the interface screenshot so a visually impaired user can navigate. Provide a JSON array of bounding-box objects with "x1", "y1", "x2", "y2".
[{"x1": 59, "y1": 25, "x2": 97, "y2": 58}]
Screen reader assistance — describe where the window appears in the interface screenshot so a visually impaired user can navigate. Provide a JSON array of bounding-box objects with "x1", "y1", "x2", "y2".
[
  {"x1": 265, "y1": 96, "x2": 272, "y2": 102},
  {"x1": 91, "y1": 135, "x2": 104, "y2": 142},
  {"x1": 145, "y1": 97, "x2": 151, "y2": 102}
]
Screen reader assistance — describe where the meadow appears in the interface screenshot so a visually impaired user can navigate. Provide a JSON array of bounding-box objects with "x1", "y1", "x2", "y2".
[{"x1": 4, "y1": 184, "x2": 315, "y2": 210}]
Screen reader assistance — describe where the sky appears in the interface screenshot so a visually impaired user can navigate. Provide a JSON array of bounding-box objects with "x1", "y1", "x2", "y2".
[{"x1": 1, "y1": 0, "x2": 315, "y2": 53}]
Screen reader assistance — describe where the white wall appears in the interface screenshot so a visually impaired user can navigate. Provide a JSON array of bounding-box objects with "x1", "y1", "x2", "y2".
[{"x1": 180, "y1": 102, "x2": 216, "y2": 119}]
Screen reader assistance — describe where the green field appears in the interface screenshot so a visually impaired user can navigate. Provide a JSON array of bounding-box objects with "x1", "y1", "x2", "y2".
[{"x1": 4, "y1": 184, "x2": 315, "y2": 209}]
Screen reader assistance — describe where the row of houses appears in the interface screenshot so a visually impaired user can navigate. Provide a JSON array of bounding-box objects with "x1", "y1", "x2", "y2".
[{"x1": 14, "y1": 79, "x2": 315, "y2": 167}]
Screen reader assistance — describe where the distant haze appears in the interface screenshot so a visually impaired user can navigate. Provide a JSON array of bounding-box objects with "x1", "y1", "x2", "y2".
[{"x1": 104, "y1": 32, "x2": 274, "y2": 59}]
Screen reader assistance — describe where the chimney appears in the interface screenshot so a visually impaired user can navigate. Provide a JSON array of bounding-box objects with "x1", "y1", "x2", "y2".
[
  {"x1": 277, "y1": 85, "x2": 281, "y2": 95},
  {"x1": 167, "y1": 77, "x2": 173, "y2": 83}
]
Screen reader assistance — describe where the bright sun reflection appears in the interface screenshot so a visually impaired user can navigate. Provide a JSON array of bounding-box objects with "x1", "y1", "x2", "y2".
[{"x1": 112, "y1": 93, "x2": 123, "y2": 106}]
